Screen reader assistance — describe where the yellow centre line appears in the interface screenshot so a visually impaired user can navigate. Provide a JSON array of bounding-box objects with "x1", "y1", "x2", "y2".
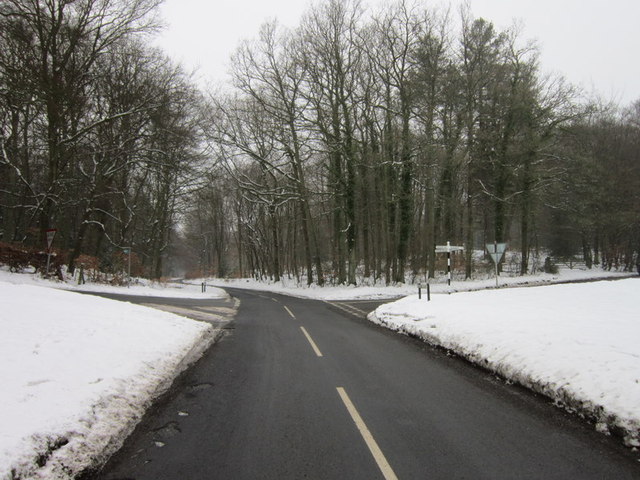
[
  {"x1": 284, "y1": 305, "x2": 296, "y2": 319},
  {"x1": 300, "y1": 326, "x2": 323, "y2": 357},
  {"x1": 336, "y1": 387, "x2": 399, "y2": 480}
]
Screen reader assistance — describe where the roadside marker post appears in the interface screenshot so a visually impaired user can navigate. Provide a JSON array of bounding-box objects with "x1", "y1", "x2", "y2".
[{"x1": 418, "y1": 282, "x2": 431, "y2": 301}]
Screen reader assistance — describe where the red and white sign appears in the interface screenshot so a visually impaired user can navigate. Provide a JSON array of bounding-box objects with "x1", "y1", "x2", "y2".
[{"x1": 45, "y1": 228, "x2": 57, "y2": 251}]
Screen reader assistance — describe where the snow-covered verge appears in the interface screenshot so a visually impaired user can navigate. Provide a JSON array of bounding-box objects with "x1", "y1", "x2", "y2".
[
  {"x1": 204, "y1": 267, "x2": 631, "y2": 300},
  {"x1": 0, "y1": 269, "x2": 228, "y2": 300},
  {"x1": 0, "y1": 282, "x2": 218, "y2": 480},
  {"x1": 369, "y1": 278, "x2": 640, "y2": 447}
]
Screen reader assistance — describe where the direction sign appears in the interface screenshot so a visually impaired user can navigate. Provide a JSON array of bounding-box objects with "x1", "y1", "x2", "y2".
[
  {"x1": 435, "y1": 244, "x2": 464, "y2": 253},
  {"x1": 486, "y1": 243, "x2": 507, "y2": 264},
  {"x1": 45, "y1": 228, "x2": 57, "y2": 251}
]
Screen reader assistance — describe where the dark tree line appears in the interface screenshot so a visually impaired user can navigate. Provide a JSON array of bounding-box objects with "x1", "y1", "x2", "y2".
[
  {"x1": 547, "y1": 102, "x2": 640, "y2": 271},
  {"x1": 185, "y1": 0, "x2": 639, "y2": 284},
  {"x1": 1, "y1": 0, "x2": 638, "y2": 283},
  {"x1": 0, "y1": 0, "x2": 206, "y2": 277}
]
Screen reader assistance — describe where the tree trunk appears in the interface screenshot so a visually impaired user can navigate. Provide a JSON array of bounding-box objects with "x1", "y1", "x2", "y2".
[{"x1": 270, "y1": 204, "x2": 281, "y2": 282}]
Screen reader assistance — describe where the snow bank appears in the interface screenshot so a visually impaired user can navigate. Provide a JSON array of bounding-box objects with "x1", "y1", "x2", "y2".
[
  {"x1": 0, "y1": 282, "x2": 218, "y2": 480},
  {"x1": 205, "y1": 277, "x2": 414, "y2": 300},
  {"x1": 0, "y1": 269, "x2": 228, "y2": 300},
  {"x1": 206, "y1": 267, "x2": 631, "y2": 300},
  {"x1": 369, "y1": 279, "x2": 640, "y2": 446},
  {"x1": 63, "y1": 280, "x2": 228, "y2": 299}
]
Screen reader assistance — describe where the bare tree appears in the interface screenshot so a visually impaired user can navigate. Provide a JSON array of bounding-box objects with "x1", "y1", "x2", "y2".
[
  {"x1": 299, "y1": 0, "x2": 365, "y2": 284},
  {"x1": 0, "y1": 0, "x2": 161, "y2": 242},
  {"x1": 366, "y1": 1, "x2": 423, "y2": 282},
  {"x1": 229, "y1": 22, "x2": 324, "y2": 285}
]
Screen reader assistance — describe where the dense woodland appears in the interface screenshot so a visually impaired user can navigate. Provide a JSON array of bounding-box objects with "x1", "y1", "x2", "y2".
[{"x1": 1, "y1": 0, "x2": 639, "y2": 284}]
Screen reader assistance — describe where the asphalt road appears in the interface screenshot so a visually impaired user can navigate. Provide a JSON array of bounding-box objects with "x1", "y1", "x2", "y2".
[
  {"x1": 75, "y1": 290, "x2": 238, "y2": 329},
  {"x1": 91, "y1": 288, "x2": 640, "y2": 479}
]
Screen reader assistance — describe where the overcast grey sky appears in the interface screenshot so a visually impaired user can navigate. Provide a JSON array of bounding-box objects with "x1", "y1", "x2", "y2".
[{"x1": 153, "y1": 0, "x2": 640, "y2": 105}]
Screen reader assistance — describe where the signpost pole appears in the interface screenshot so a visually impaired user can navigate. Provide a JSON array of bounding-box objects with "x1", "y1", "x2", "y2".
[
  {"x1": 123, "y1": 247, "x2": 131, "y2": 287},
  {"x1": 486, "y1": 242, "x2": 506, "y2": 288},
  {"x1": 45, "y1": 228, "x2": 57, "y2": 277},
  {"x1": 45, "y1": 252, "x2": 51, "y2": 277},
  {"x1": 435, "y1": 242, "x2": 464, "y2": 289},
  {"x1": 494, "y1": 241, "x2": 499, "y2": 288},
  {"x1": 447, "y1": 241, "x2": 451, "y2": 286}
]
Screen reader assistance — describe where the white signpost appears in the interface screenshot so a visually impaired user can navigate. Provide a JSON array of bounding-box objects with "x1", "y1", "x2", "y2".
[
  {"x1": 486, "y1": 242, "x2": 507, "y2": 287},
  {"x1": 435, "y1": 241, "x2": 464, "y2": 286}
]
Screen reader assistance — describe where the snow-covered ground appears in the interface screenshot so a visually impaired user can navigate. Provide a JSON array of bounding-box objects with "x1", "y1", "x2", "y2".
[
  {"x1": 204, "y1": 267, "x2": 631, "y2": 300},
  {"x1": 0, "y1": 269, "x2": 228, "y2": 300},
  {"x1": 0, "y1": 280, "x2": 220, "y2": 480},
  {"x1": 369, "y1": 278, "x2": 640, "y2": 447},
  {"x1": 1, "y1": 265, "x2": 637, "y2": 478}
]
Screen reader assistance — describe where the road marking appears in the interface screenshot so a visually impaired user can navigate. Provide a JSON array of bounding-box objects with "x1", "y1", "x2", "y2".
[
  {"x1": 300, "y1": 326, "x2": 323, "y2": 357},
  {"x1": 336, "y1": 387, "x2": 399, "y2": 480},
  {"x1": 284, "y1": 306, "x2": 296, "y2": 319},
  {"x1": 327, "y1": 301, "x2": 368, "y2": 317},
  {"x1": 139, "y1": 304, "x2": 231, "y2": 324}
]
